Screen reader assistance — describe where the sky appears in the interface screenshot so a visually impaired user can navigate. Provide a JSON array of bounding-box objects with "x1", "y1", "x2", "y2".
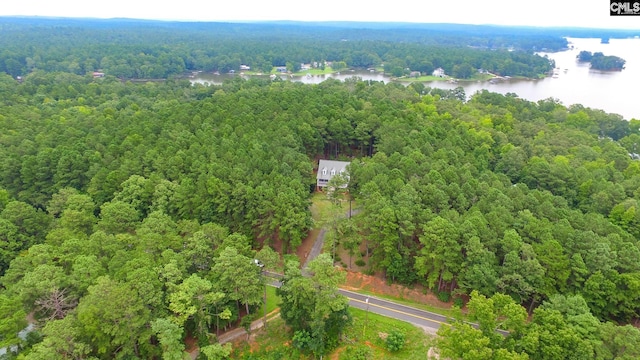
[{"x1": 1, "y1": 0, "x2": 639, "y2": 30}]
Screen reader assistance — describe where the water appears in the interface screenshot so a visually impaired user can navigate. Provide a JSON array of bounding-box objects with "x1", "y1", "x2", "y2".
[{"x1": 191, "y1": 37, "x2": 640, "y2": 120}]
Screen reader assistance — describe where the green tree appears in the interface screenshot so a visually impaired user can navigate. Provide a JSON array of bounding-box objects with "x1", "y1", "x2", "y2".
[
  {"x1": 25, "y1": 315, "x2": 93, "y2": 360},
  {"x1": 168, "y1": 273, "x2": 223, "y2": 343},
  {"x1": 437, "y1": 291, "x2": 529, "y2": 360},
  {"x1": 96, "y1": 201, "x2": 140, "y2": 234},
  {"x1": 151, "y1": 318, "x2": 186, "y2": 360},
  {"x1": 0, "y1": 293, "x2": 27, "y2": 350},
  {"x1": 76, "y1": 276, "x2": 152, "y2": 359},
  {"x1": 211, "y1": 246, "x2": 264, "y2": 316},
  {"x1": 415, "y1": 216, "x2": 462, "y2": 291},
  {"x1": 277, "y1": 254, "x2": 350, "y2": 357},
  {"x1": 198, "y1": 343, "x2": 232, "y2": 360},
  {"x1": 597, "y1": 322, "x2": 640, "y2": 359}
]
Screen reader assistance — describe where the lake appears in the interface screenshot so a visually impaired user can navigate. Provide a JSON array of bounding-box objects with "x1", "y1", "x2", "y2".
[{"x1": 191, "y1": 37, "x2": 640, "y2": 120}]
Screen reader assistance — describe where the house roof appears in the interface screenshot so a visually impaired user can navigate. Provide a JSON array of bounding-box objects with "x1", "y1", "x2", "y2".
[{"x1": 317, "y1": 160, "x2": 350, "y2": 180}]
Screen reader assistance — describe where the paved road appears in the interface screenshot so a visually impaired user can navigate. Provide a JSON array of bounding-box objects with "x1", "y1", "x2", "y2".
[{"x1": 340, "y1": 289, "x2": 449, "y2": 334}]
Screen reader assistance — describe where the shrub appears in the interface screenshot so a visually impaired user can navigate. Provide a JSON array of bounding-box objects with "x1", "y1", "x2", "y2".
[
  {"x1": 355, "y1": 259, "x2": 366, "y2": 267},
  {"x1": 436, "y1": 290, "x2": 451, "y2": 302},
  {"x1": 385, "y1": 330, "x2": 406, "y2": 352},
  {"x1": 292, "y1": 330, "x2": 312, "y2": 352},
  {"x1": 340, "y1": 345, "x2": 372, "y2": 360}
]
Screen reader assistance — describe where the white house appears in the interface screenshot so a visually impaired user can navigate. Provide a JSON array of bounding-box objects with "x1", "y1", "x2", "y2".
[
  {"x1": 432, "y1": 67, "x2": 446, "y2": 77},
  {"x1": 316, "y1": 160, "x2": 350, "y2": 190}
]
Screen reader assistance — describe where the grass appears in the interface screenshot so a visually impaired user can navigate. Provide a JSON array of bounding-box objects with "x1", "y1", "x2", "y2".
[
  {"x1": 293, "y1": 67, "x2": 338, "y2": 76},
  {"x1": 265, "y1": 285, "x2": 281, "y2": 315},
  {"x1": 231, "y1": 317, "x2": 303, "y2": 359},
  {"x1": 471, "y1": 73, "x2": 496, "y2": 81},
  {"x1": 310, "y1": 192, "x2": 352, "y2": 227}
]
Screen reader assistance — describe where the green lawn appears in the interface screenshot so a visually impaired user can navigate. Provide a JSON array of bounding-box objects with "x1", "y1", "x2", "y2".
[
  {"x1": 310, "y1": 192, "x2": 352, "y2": 227},
  {"x1": 265, "y1": 285, "x2": 280, "y2": 315},
  {"x1": 293, "y1": 67, "x2": 338, "y2": 76}
]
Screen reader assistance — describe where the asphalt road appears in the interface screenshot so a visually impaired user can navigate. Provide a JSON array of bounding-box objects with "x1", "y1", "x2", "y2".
[{"x1": 340, "y1": 289, "x2": 449, "y2": 334}]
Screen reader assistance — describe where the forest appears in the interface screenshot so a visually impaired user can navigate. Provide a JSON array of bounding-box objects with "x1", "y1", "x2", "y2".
[
  {"x1": 0, "y1": 18, "x2": 559, "y2": 79},
  {"x1": 1, "y1": 17, "x2": 640, "y2": 360}
]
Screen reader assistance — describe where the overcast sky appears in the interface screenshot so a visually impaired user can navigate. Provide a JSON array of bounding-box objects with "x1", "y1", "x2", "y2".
[{"x1": 2, "y1": 0, "x2": 639, "y2": 30}]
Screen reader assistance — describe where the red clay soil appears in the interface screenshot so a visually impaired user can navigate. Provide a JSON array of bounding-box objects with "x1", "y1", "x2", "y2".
[{"x1": 184, "y1": 335, "x2": 198, "y2": 353}]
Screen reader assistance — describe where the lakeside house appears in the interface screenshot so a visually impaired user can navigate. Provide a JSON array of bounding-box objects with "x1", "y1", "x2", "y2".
[{"x1": 432, "y1": 67, "x2": 446, "y2": 77}]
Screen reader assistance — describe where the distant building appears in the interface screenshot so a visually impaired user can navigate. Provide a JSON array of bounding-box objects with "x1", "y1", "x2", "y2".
[
  {"x1": 409, "y1": 71, "x2": 421, "y2": 78},
  {"x1": 240, "y1": 64, "x2": 251, "y2": 70},
  {"x1": 432, "y1": 68, "x2": 445, "y2": 77},
  {"x1": 316, "y1": 160, "x2": 350, "y2": 190},
  {"x1": 276, "y1": 66, "x2": 288, "y2": 73},
  {"x1": 92, "y1": 72, "x2": 105, "y2": 78}
]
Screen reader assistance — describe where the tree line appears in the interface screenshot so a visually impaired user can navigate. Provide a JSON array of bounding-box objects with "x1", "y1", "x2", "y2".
[{"x1": 0, "y1": 18, "x2": 556, "y2": 79}]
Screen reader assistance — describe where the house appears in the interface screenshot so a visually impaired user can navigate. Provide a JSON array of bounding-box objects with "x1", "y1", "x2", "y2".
[
  {"x1": 432, "y1": 67, "x2": 445, "y2": 77},
  {"x1": 409, "y1": 71, "x2": 421, "y2": 78},
  {"x1": 92, "y1": 71, "x2": 105, "y2": 78},
  {"x1": 276, "y1": 66, "x2": 288, "y2": 73},
  {"x1": 240, "y1": 64, "x2": 251, "y2": 71},
  {"x1": 316, "y1": 160, "x2": 350, "y2": 190}
]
